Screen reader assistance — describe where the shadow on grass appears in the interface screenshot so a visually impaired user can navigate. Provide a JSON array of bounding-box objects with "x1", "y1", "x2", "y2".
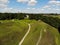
[{"x1": 58, "y1": 26, "x2": 60, "y2": 33}]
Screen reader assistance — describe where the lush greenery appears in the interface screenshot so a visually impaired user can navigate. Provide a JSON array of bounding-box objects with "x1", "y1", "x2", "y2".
[
  {"x1": 0, "y1": 20, "x2": 59, "y2": 45},
  {"x1": 0, "y1": 13, "x2": 59, "y2": 20},
  {"x1": 0, "y1": 20, "x2": 28, "y2": 45},
  {"x1": 0, "y1": 13, "x2": 60, "y2": 45},
  {"x1": 0, "y1": 13, "x2": 60, "y2": 32},
  {"x1": 22, "y1": 20, "x2": 60, "y2": 45},
  {"x1": 0, "y1": 13, "x2": 26, "y2": 20}
]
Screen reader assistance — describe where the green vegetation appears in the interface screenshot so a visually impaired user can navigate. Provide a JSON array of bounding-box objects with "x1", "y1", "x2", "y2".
[
  {"x1": 0, "y1": 13, "x2": 60, "y2": 45},
  {"x1": 0, "y1": 20, "x2": 28, "y2": 45},
  {"x1": 22, "y1": 20, "x2": 60, "y2": 45},
  {"x1": 39, "y1": 16, "x2": 60, "y2": 29},
  {"x1": 0, "y1": 20, "x2": 60, "y2": 45}
]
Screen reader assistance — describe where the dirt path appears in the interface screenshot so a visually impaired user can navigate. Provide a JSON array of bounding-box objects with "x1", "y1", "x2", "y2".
[
  {"x1": 36, "y1": 29, "x2": 42, "y2": 45},
  {"x1": 19, "y1": 24, "x2": 31, "y2": 45},
  {"x1": 36, "y1": 29, "x2": 47, "y2": 45}
]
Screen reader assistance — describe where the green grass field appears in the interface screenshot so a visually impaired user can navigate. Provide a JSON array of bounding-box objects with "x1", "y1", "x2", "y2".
[
  {"x1": 22, "y1": 20, "x2": 60, "y2": 45},
  {"x1": 0, "y1": 20, "x2": 60, "y2": 45},
  {"x1": 0, "y1": 20, "x2": 29, "y2": 45}
]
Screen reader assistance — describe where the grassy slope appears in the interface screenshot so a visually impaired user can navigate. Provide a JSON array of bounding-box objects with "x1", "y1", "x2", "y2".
[
  {"x1": 0, "y1": 20, "x2": 28, "y2": 45},
  {"x1": 38, "y1": 21, "x2": 60, "y2": 45},
  {"x1": 22, "y1": 20, "x2": 60, "y2": 45},
  {"x1": 0, "y1": 20, "x2": 60, "y2": 45}
]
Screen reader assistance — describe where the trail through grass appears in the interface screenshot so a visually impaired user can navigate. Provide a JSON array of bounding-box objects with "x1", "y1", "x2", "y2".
[
  {"x1": 0, "y1": 20, "x2": 28, "y2": 45},
  {"x1": 22, "y1": 20, "x2": 60, "y2": 45},
  {"x1": 0, "y1": 20, "x2": 59, "y2": 45},
  {"x1": 19, "y1": 24, "x2": 31, "y2": 45}
]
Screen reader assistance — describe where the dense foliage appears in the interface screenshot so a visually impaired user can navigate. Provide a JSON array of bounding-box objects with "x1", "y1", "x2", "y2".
[{"x1": 0, "y1": 13, "x2": 26, "y2": 20}]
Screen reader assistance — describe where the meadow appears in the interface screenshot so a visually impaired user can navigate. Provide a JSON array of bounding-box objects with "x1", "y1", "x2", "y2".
[
  {"x1": 0, "y1": 13, "x2": 60, "y2": 45},
  {"x1": 0, "y1": 19, "x2": 60, "y2": 45}
]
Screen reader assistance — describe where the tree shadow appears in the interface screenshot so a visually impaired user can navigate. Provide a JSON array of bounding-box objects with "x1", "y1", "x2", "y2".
[{"x1": 58, "y1": 26, "x2": 60, "y2": 33}]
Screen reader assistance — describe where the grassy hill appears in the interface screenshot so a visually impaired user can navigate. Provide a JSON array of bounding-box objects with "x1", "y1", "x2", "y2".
[
  {"x1": 22, "y1": 20, "x2": 60, "y2": 45},
  {"x1": 0, "y1": 20, "x2": 28, "y2": 45},
  {"x1": 0, "y1": 20, "x2": 60, "y2": 45}
]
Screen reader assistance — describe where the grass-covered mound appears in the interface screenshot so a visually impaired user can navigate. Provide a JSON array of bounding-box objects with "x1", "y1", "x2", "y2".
[
  {"x1": 22, "y1": 20, "x2": 60, "y2": 45},
  {"x1": 0, "y1": 20, "x2": 28, "y2": 45},
  {"x1": 0, "y1": 20, "x2": 59, "y2": 45}
]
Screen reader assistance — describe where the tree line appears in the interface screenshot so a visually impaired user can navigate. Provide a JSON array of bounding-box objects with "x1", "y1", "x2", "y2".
[
  {"x1": 0, "y1": 13, "x2": 60, "y2": 29},
  {"x1": 0, "y1": 13, "x2": 26, "y2": 20}
]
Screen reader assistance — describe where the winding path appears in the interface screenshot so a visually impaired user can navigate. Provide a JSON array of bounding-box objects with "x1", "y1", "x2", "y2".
[{"x1": 19, "y1": 24, "x2": 31, "y2": 45}]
